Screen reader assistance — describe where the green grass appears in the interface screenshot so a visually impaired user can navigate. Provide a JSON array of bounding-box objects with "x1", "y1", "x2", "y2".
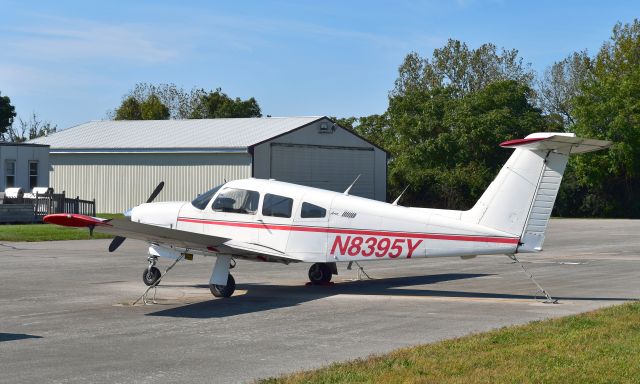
[
  {"x1": 0, "y1": 214, "x2": 123, "y2": 242},
  {"x1": 261, "y1": 302, "x2": 640, "y2": 384}
]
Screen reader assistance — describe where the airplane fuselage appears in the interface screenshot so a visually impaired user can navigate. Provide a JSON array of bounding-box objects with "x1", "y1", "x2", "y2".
[{"x1": 131, "y1": 178, "x2": 519, "y2": 264}]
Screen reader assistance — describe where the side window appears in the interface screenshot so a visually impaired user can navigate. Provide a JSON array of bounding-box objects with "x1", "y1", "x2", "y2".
[
  {"x1": 301, "y1": 202, "x2": 326, "y2": 218},
  {"x1": 212, "y1": 188, "x2": 259, "y2": 214},
  {"x1": 262, "y1": 194, "x2": 293, "y2": 218},
  {"x1": 29, "y1": 161, "x2": 39, "y2": 189},
  {"x1": 5, "y1": 160, "x2": 15, "y2": 188}
]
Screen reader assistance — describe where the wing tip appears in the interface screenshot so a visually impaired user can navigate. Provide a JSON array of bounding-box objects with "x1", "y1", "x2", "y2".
[{"x1": 43, "y1": 214, "x2": 111, "y2": 228}]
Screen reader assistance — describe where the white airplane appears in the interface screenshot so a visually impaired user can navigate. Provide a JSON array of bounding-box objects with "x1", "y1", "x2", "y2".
[{"x1": 44, "y1": 132, "x2": 611, "y2": 300}]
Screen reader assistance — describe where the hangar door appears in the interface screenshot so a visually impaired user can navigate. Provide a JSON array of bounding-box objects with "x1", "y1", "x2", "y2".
[{"x1": 270, "y1": 143, "x2": 375, "y2": 198}]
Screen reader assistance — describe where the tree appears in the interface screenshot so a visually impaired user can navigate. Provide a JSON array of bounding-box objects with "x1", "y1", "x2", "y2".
[
  {"x1": 112, "y1": 84, "x2": 262, "y2": 120},
  {"x1": 125, "y1": 83, "x2": 204, "y2": 119},
  {"x1": 114, "y1": 97, "x2": 143, "y2": 120},
  {"x1": 190, "y1": 88, "x2": 262, "y2": 118},
  {"x1": 114, "y1": 94, "x2": 169, "y2": 120},
  {"x1": 538, "y1": 51, "x2": 592, "y2": 126},
  {"x1": 140, "y1": 94, "x2": 170, "y2": 120},
  {"x1": 0, "y1": 91, "x2": 16, "y2": 139},
  {"x1": 4, "y1": 113, "x2": 57, "y2": 143},
  {"x1": 392, "y1": 39, "x2": 535, "y2": 98},
  {"x1": 385, "y1": 80, "x2": 551, "y2": 209},
  {"x1": 569, "y1": 19, "x2": 640, "y2": 217}
]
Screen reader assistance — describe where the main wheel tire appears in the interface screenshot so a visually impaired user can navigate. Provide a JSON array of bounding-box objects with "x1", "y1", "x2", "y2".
[
  {"x1": 308, "y1": 263, "x2": 332, "y2": 285},
  {"x1": 142, "y1": 266, "x2": 161, "y2": 286},
  {"x1": 209, "y1": 274, "x2": 236, "y2": 298}
]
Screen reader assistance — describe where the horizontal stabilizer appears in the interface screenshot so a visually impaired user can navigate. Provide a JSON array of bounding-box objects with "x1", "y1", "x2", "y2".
[{"x1": 500, "y1": 133, "x2": 612, "y2": 154}]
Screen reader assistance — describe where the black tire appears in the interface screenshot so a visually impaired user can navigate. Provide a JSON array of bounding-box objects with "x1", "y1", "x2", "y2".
[
  {"x1": 308, "y1": 263, "x2": 332, "y2": 285},
  {"x1": 209, "y1": 274, "x2": 236, "y2": 298},
  {"x1": 142, "y1": 266, "x2": 161, "y2": 286}
]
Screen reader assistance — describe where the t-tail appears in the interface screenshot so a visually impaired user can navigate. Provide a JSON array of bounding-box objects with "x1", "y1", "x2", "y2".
[{"x1": 462, "y1": 133, "x2": 611, "y2": 253}]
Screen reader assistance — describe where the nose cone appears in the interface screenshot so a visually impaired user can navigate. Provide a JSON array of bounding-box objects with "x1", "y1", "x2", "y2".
[{"x1": 130, "y1": 201, "x2": 186, "y2": 228}]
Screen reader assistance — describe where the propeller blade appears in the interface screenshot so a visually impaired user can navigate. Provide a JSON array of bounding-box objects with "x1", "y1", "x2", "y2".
[
  {"x1": 109, "y1": 236, "x2": 126, "y2": 252},
  {"x1": 110, "y1": 182, "x2": 164, "y2": 253},
  {"x1": 146, "y1": 181, "x2": 165, "y2": 203}
]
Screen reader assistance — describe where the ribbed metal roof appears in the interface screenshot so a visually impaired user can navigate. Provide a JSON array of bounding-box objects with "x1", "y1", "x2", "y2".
[{"x1": 29, "y1": 117, "x2": 324, "y2": 151}]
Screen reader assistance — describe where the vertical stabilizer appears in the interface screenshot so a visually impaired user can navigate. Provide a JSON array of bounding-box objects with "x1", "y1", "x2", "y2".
[{"x1": 462, "y1": 133, "x2": 611, "y2": 253}]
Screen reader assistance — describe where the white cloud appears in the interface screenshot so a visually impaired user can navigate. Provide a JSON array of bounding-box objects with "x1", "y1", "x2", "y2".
[{"x1": 1, "y1": 16, "x2": 179, "y2": 64}]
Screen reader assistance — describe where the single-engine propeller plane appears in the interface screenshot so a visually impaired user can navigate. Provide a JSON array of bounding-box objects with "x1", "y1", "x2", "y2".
[{"x1": 44, "y1": 132, "x2": 611, "y2": 300}]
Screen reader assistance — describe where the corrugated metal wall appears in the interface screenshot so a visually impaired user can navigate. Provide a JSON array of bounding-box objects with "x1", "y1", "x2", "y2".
[
  {"x1": 49, "y1": 152, "x2": 252, "y2": 213},
  {"x1": 253, "y1": 118, "x2": 387, "y2": 201}
]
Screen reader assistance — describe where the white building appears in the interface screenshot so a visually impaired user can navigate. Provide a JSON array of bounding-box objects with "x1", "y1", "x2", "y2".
[
  {"x1": 0, "y1": 143, "x2": 50, "y2": 192},
  {"x1": 30, "y1": 117, "x2": 387, "y2": 213}
]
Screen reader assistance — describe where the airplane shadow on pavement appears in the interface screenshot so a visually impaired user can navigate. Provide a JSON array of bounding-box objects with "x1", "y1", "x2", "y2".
[
  {"x1": 147, "y1": 273, "x2": 636, "y2": 319},
  {"x1": 0, "y1": 333, "x2": 43, "y2": 342}
]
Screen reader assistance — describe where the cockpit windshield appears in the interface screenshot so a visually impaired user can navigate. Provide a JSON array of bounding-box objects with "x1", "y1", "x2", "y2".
[{"x1": 191, "y1": 184, "x2": 224, "y2": 210}]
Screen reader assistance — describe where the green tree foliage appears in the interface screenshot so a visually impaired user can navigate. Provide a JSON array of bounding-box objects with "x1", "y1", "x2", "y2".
[
  {"x1": 114, "y1": 94, "x2": 170, "y2": 120},
  {"x1": 114, "y1": 97, "x2": 143, "y2": 120},
  {"x1": 140, "y1": 94, "x2": 170, "y2": 120},
  {"x1": 114, "y1": 94, "x2": 169, "y2": 120},
  {"x1": 385, "y1": 80, "x2": 551, "y2": 209},
  {"x1": 112, "y1": 83, "x2": 262, "y2": 120},
  {"x1": 190, "y1": 88, "x2": 261, "y2": 118},
  {"x1": 569, "y1": 19, "x2": 640, "y2": 217},
  {"x1": 393, "y1": 39, "x2": 535, "y2": 98},
  {"x1": 125, "y1": 83, "x2": 203, "y2": 119},
  {"x1": 0, "y1": 91, "x2": 17, "y2": 139}
]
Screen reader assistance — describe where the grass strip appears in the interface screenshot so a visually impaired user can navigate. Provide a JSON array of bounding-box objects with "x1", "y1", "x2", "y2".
[
  {"x1": 0, "y1": 214, "x2": 123, "y2": 242},
  {"x1": 261, "y1": 302, "x2": 640, "y2": 384}
]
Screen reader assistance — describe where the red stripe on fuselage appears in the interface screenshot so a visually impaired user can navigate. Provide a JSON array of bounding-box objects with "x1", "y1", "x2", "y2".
[{"x1": 176, "y1": 217, "x2": 519, "y2": 244}]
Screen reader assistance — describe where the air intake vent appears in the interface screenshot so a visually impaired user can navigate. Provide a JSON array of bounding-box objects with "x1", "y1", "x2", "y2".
[
  {"x1": 318, "y1": 122, "x2": 335, "y2": 134},
  {"x1": 342, "y1": 211, "x2": 357, "y2": 218}
]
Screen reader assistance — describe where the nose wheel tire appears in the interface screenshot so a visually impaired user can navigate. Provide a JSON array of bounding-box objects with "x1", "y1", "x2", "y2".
[
  {"x1": 142, "y1": 266, "x2": 161, "y2": 286},
  {"x1": 209, "y1": 274, "x2": 236, "y2": 298},
  {"x1": 308, "y1": 263, "x2": 332, "y2": 284}
]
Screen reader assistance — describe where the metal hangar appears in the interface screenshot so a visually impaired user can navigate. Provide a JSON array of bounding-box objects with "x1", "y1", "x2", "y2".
[{"x1": 30, "y1": 116, "x2": 387, "y2": 213}]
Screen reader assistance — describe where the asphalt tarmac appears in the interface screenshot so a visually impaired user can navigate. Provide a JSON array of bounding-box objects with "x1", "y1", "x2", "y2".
[{"x1": 1, "y1": 219, "x2": 639, "y2": 383}]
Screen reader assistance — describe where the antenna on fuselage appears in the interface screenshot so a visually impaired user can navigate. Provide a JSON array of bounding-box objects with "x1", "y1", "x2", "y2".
[
  {"x1": 392, "y1": 185, "x2": 410, "y2": 206},
  {"x1": 343, "y1": 174, "x2": 361, "y2": 195}
]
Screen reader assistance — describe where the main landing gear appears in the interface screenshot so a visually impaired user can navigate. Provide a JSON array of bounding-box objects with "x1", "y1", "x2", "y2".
[
  {"x1": 209, "y1": 274, "x2": 236, "y2": 298},
  {"x1": 208, "y1": 255, "x2": 236, "y2": 298},
  {"x1": 142, "y1": 256, "x2": 161, "y2": 286},
  {"x1": 308, "y1": 262, "x2": 337, "y2": 285}
]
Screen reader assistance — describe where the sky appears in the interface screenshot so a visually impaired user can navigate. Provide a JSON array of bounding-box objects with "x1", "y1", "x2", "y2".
[{"x1": 1, "y1": 0, "x2": 638, "y2": 130}]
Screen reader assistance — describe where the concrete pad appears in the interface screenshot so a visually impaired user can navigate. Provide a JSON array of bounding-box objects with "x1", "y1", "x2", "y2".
[{"x1": 0, "y1": 219, "x2": 638, "y2": 383}]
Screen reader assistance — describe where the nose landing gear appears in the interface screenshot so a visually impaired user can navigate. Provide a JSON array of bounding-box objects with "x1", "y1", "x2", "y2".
[{"x1": 142, "y1": 256, "x2": 161, "y2": 286}]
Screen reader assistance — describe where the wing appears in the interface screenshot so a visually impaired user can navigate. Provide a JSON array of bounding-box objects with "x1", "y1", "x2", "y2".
[{"x1": 43, "y1": 214, "x2": 302, "y2": 263}]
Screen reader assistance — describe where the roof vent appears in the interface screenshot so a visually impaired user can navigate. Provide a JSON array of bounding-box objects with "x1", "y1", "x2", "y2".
[{"x1": 318, "y1": 122, "x2": 335, "y2": 134}]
